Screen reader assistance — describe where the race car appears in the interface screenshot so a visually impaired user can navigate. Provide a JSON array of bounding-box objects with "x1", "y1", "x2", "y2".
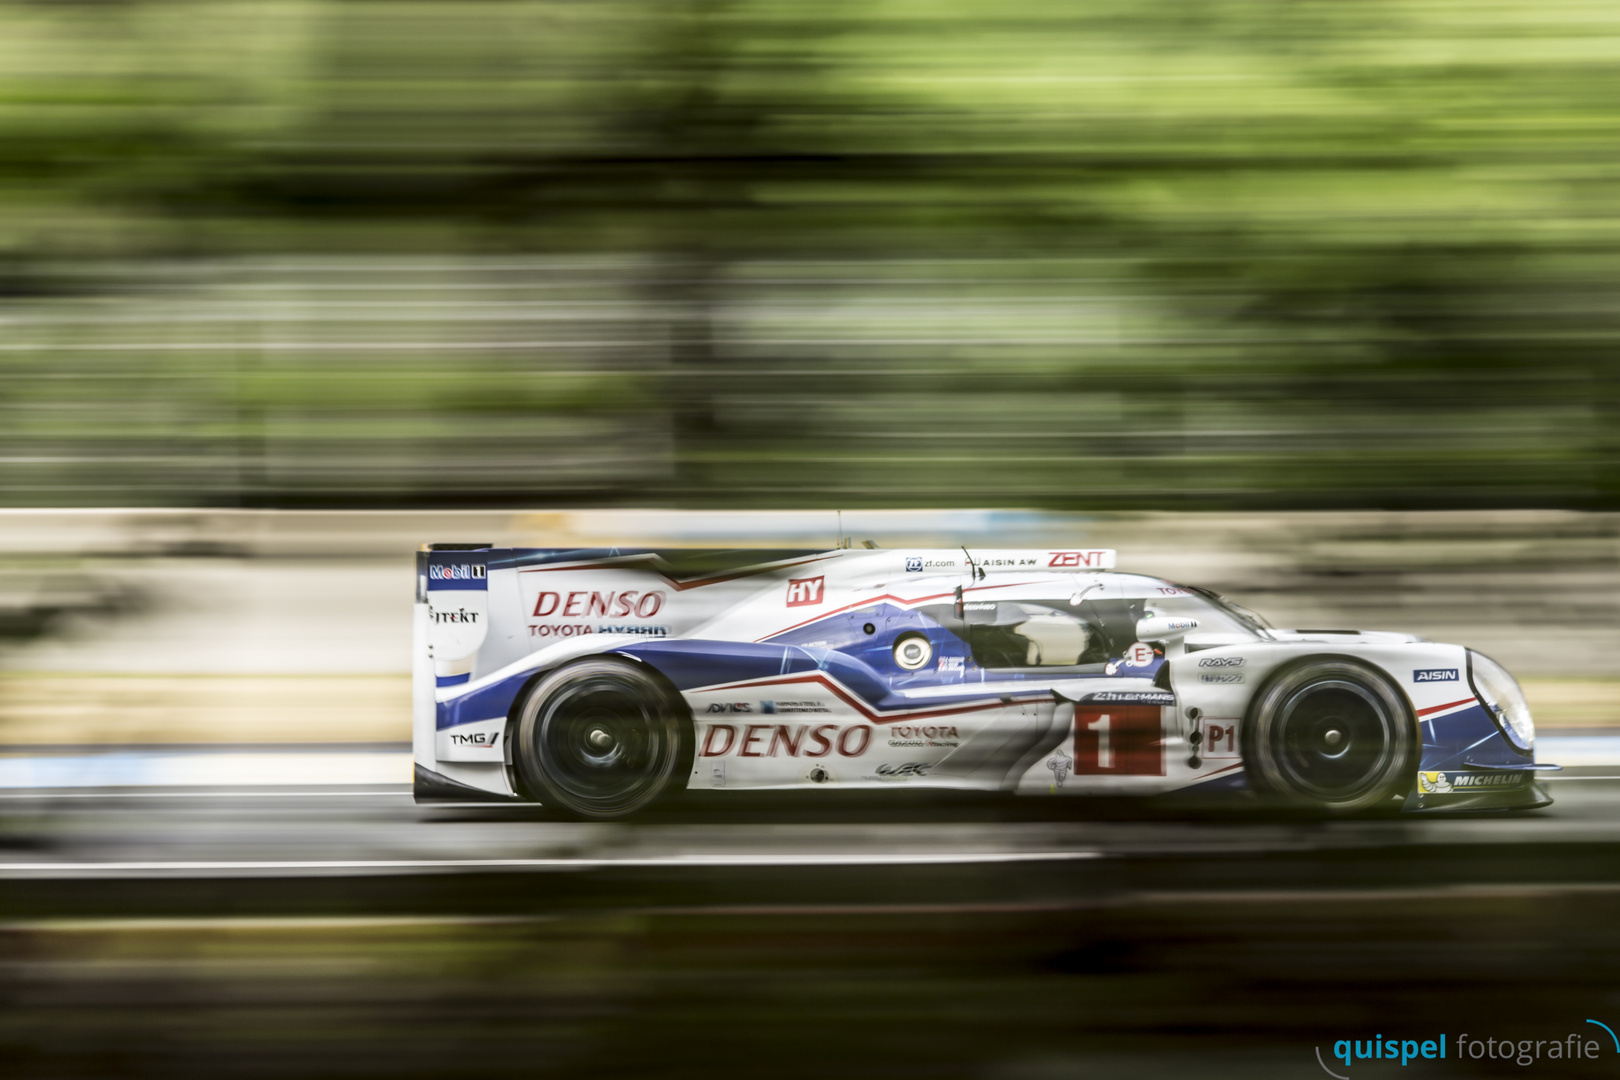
[{"x1": 412, "y1": 544, "x2": 1555, "y2": 818}]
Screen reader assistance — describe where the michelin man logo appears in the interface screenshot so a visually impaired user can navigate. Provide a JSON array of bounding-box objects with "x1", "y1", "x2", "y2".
[
  {"x1": 1417, "y1": 771, "x2": 1453, "y2": 795},
  {"x1": 1047, "y1": 749, "x2": 1073, "y2": 788}
]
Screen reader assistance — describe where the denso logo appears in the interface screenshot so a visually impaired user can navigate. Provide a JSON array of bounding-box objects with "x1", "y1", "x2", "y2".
[
  {"x1": 1048, "y1": 550, "x2": 1108, "y2": 568},
  {"x1": 1198, "y1": 656, "x2": 1245, "y2": 668},
  {"x1": 531, "y1": 590, "x2": 665, "y2": 619},
  {"x1": 1414, "y1": 668, "x2": 1459, "y2": 682},
  {"x1": 428, "y1": 564, "x2": 485, "y2": 581},
  {"x1": 701, "y1": 723, "x2": 870, "y2": 757},
  {"x1": 785, "y1": 576, "x2": 825, "y2": 607}
]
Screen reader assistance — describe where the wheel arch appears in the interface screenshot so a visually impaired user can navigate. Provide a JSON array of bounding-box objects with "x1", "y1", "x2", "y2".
[
  {"x1": 1239, "y1": 651, "x2": 1420, "y2": 811},
  {"x1": 1241, "y1": 651, "x2": 1418, "y2": 737},
  {"x1": 501, "y1": 649, "x2": 694, "y2": 800}
]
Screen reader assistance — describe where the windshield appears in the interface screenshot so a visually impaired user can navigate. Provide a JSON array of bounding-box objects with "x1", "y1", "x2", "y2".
[
  {"x1": 1110, "y1": 577, "x2": 1269, "y2": 640},
  {"x1": 1182, "y1": 585, "x2": 1273, "y2": 635}
]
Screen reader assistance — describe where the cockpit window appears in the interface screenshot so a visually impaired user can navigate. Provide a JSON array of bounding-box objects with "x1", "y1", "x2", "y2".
[
  {"x1": 920, "y1": 584, "x2": 1262, "y2": 672},
  {"x1": 964, "y1": 603, "x2": 1101, "y2": 668},
  {"x1": 936, "y1": 597, "x2": 1143, "y2": 670}
]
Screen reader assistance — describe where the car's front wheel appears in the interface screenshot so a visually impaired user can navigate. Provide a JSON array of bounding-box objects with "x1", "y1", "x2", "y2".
[
  {"x1": 1242, "y1": 658, "x2": 1416, "y2": 813},
  {"x1": 511, "y1": 658, "x2": 691, "y2": 820}
]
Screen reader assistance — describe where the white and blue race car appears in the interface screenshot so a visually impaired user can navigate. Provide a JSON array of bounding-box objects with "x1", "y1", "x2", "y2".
[{"x1": 413, "y1": 545, "x2": 1554, "y2": 818}]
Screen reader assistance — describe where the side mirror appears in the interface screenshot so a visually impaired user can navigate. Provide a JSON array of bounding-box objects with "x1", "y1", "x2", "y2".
[{"x1": 1135, "y1": 615, "x2": 1199, "y2": 642}]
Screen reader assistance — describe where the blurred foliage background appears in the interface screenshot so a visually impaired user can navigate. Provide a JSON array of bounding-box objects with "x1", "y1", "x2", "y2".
[{"x1": 1, "y1": 0, "x2": 1617, "y2": 508}]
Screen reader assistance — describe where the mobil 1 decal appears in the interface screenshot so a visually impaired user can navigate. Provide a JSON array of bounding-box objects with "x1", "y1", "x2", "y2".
[
  {"x1": 426, "y1": 554, "x2": 489, "y2": 660},
  {"x1": 1073, "y1": 692, "x2": 1167, "y2": 776}
]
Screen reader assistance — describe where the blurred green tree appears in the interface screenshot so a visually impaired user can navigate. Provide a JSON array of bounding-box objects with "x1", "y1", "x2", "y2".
[{"x1": 0, "y1": 0, "x2": 1615, "y2": 508}]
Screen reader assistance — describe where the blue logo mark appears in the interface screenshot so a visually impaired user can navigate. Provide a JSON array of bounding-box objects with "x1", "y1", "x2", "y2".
[
  {"x1": 760, "y1": 701, "x2": 777, "y2": 714},
  {"x1": 905, "y1": 557, "x2": 923, "y2": 572},
  {"x1": 1414, "y1": 668, "x2": 1458, "y2": 682}
]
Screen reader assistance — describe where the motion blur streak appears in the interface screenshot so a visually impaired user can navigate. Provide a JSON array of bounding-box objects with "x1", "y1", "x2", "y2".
[
  {"x1": 5, "y1": 3, "x2": 1620, "y2": 1076},
  {"x1": 2, "y1": 1, "x2": 1619, "y2": 508}
]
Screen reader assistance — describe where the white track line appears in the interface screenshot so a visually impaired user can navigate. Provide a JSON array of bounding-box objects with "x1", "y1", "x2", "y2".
[{"x1": 0, "y1": 851, "x2": 1100, "y2": 877}]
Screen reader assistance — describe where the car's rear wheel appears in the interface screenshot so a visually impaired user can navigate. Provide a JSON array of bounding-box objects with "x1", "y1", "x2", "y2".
[
  {"x1": 1242, "y1": 658, "x2": 1415, "y2": 813},
  {"x1": 511, "y1": 658, "x2": 691, "y2": 820}
]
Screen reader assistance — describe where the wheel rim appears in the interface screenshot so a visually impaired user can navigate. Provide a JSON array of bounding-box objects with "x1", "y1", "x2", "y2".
[
  {"x1": 1272, "y1": 679, "x2": 1398, "y2": 802},
  {"x1": 533, "y1": 676, "x2": 672, "y2": 809}
]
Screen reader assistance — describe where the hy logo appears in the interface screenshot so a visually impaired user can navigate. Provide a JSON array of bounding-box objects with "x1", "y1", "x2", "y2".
[{"x1": 786, "y1": 576, "x2": 825, "y2": 607}]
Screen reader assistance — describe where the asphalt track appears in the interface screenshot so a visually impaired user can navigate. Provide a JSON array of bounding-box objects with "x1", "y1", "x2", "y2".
[
  {"x1": 7, "y1": 777, "x2": 1620, "y2": 1078},
  {"x1": 1, "y1": 775, "x2": 1618, "y2": 909}
]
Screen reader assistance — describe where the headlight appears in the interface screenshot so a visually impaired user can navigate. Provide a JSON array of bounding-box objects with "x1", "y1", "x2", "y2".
[{"x1": 1467, "y1": 650, "x2": 1534, "y2": 754}]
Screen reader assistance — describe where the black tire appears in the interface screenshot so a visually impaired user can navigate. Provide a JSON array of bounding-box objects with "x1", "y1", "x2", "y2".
[
  {"x1": 511, "y1": 658, "x2": 691, "y2": 820},
  {"x1": 1242, "y1": 658, "x2": 1416, "y2": 813}
]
